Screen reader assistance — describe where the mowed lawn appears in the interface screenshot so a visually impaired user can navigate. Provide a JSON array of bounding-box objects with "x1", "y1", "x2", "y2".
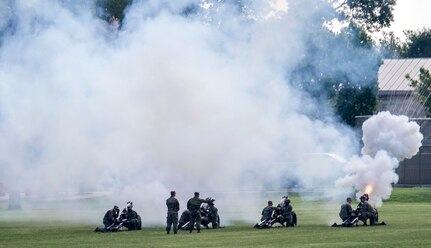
[{"x1": 1, "y1": 188, "x2": 431, "y2": 248}]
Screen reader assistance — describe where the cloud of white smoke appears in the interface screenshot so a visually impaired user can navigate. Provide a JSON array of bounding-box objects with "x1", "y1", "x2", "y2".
[
  {"x1": 0, "y1": 0, "x2": 382, "y2": 225},
  {"x1": 362, "y1": 111, "x2": 423, "y2": 160},
  {"x1": 336, "y1": 111, "x2": 423, "y2": 207}
]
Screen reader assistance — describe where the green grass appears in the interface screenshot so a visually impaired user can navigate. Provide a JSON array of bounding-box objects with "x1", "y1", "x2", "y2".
[{"x1": 1, "y1": 188, "x2": 431, "y2": 248}]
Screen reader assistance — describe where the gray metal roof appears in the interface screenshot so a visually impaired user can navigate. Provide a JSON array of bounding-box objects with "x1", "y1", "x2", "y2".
[{"x1": 378, "y1": 58, "x2": 431, "y2": 91}]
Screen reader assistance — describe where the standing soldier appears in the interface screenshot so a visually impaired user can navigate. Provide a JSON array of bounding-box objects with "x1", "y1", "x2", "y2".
[
  {"x1": 187, "y1": 192, "x2": 207, "y2": 233},
  {"x1": 166, "y1": 191, "x2": 180, "y2": 234}
]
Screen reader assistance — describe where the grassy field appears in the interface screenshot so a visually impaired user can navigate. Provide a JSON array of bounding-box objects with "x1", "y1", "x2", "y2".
[{"x1": 1, "y1": 188, "x2": 431, "y2": 248}]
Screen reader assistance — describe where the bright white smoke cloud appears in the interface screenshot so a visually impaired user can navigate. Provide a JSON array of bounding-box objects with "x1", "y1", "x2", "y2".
[
  {"x1": 0, "y1": 0, "x2": 382, "y2": 225},
  {"x1": 362, "y1": 111, "x2": 423, "y2": 160},
  {"x1": 336, "y1": 111, "x2": 423, "y2": 207}
]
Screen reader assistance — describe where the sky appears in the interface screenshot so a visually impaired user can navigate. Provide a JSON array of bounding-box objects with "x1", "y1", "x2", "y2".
[{"x1": 390, "y1": 0, "x2": 430, "y2": 38}]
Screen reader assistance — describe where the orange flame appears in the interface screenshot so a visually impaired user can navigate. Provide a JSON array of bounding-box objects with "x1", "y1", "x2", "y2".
[{"x1": 364, "y1": 184, "x2": 373, "y2": 195}]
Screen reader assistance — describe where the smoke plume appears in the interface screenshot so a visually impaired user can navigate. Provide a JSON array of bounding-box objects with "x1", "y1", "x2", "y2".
[
  {"x1": 0, "y1": 0, "x2": 383, "y2": 224},
  {"x1": 336, "y1": 111, "x2": 423, "y2": 207}
]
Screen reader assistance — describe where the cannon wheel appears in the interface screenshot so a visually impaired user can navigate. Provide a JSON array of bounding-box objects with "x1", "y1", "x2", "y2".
[{"x1": 292, "y1": 211, "x2": 297, "y2": 226}]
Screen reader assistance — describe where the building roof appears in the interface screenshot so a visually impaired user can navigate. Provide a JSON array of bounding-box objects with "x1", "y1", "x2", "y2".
[{"x1": 378, "y1": 58, "x2": 431, "y2": 91}]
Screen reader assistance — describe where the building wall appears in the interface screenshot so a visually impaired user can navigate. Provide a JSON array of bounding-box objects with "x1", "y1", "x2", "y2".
[{"x1": 397, "y1": 146, "x2": 431, "y2": 185}]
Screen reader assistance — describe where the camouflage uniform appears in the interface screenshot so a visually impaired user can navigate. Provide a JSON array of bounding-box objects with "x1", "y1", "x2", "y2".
[
  {"x1": 166, "y1": 195, "x2": 180, "y2": 234},
  {"x1": 187, "y1": 195, "x2": 206, "y2": 233},
  {"x1": 124, "y1": 208, "x2": 141, "y2": 230},
  {"x1": 178, "y1": 209, "x2": 191, "y2": 229},
  {"x1": 261, "y1": 205, "x2": 276, "y2": 221},
  {"x1": 103, "y1": 207, "x2": 119, "y2": 228},
  {"x1": 208, "y1": 204, "x2": 219, "y2": 228},
  {"x1": 281, "y1": 203, "x2": 293, "y2": 226},
  {"x1": 360, "y1": 201, "x2": 377, "y2": 225},
  {"x1": 339, "y1": 203, "x2": 353, "y2": 221}
]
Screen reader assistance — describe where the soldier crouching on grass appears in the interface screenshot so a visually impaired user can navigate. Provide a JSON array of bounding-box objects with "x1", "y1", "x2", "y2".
[
  {"x1": 122, "y1": 201, "x2": 142, "y2": 230},
  {"x1": 103, "y1": 205, "x2": 120, "y2": 229},
  {"x1": 339, "y1": 197, "x2": 353, "y2": 223},
  {"x1": 207, "y1": 200, "x2": 219, "y2": 229},
  {"x1": 359, "y1": 195, "x2": 377, "y2": 226},
  {"x1": 261, "y1": 201, "x2": 277, "y2": 222}
]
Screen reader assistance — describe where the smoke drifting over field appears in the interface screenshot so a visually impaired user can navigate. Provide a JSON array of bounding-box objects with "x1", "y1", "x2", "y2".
[{"x1": 0, "y1": 0, "x2": 387, "y2": 224}]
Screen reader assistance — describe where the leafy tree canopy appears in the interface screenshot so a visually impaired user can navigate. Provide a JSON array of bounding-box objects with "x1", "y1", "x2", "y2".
[
  {"x1": 334, "y1": 0, "x2": 396, "y2": 32},
  {"x1": 400, "y1": 28, "x2": 431, "y2": 58},
  {"x1": 95, "y1": 0, "x2": 132, "y2": 23},
  {"x1": 407, "y1": 68, "x2": 431, "y2": 116}
]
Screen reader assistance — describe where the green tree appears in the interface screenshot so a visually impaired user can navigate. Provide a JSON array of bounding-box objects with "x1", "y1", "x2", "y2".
[
  {"x1": 407, "y1": 68, "x2": 431, "y2": 116},
  {"x1": 95, "y1": 0, "x2": 132, "y2": 23},
  {"x1": 291, "y1": 24, "x2": 379, "y2": 126},
  {"x1": 378, "y1": 31, "x2": 402, "y2": 58},
  {"x1": 400, "y1": 28, "x2": 431, "y2": 58},
  {"x1": 334, "y1": 0, "x2": 396, "y2": 32},
  {"x1": 334, "y1": 85, "x2": 377, "y2": 126}
]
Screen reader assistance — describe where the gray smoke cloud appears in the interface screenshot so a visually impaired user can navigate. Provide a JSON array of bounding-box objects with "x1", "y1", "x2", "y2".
[{"x1": 0, "y1": 0, "x2": 382, "y2": 225}]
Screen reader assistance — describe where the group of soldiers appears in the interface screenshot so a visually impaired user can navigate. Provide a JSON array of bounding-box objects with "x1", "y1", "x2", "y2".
[
  {"x1": 336, "y1": 193, "x2": 384, "y2": 227},
  {"x1": 254, "y1": 195, "x2": 297, "y2": 228},
  {"x1": 96, "y1": 192, "x2": 384, "y2": 232},
  {"x1": 167, "y1": 191, "x2": 220, "y2": 234},
  {"x1": 95, "y1": 201, "x2": 142, "y2": 232},
  {"x1": 97, "y1": 191, "x2": 219, "y2": 233}
]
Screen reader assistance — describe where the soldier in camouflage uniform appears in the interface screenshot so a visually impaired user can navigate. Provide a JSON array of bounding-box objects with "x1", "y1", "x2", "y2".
[
  {"x1": 339, "y1": 197, "x2": 353, "y2": 222},
  {"x1": 207, "y1": 200, "x2": 219, "y2": 228},
  {"x1": 123, "y1": 201, "x2": 142, "y2": 230},
  {"x1": 178, "y1": 209, "x2": 191, "y2": 229},
  {"x1": 359, "y1": 195, "x2": 376, "y2": 225},
  {"x1": 103, "y1": 205, "x2": 120, "y2": 228},
  {"x1": 166, "y1": 191, "x2": 180, "y2": 234},
  {"x1": 261, "y1": 201, "x2": 276, "y2": 221},
  {"x1": 187, "y1": 192, "x2": 207, "y2": 233},
  {"x1": 281, "y1": 199, "x2": 293, "y2": 227}
]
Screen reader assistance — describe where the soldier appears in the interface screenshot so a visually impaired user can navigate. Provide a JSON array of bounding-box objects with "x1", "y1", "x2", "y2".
[
  {"x1": 166, "y1": 191, "x2": 180, "y2": 234},
  {"x1": 261, "y1": 201, "x2": 276, "y2": 221},
  {"x1": 103, "y1": 205, "x2": 120, "y2": 228},
  {"x1": 178, "y1": 209, "x2": 191, "y2": 229},
  {"x1": 359, "y1": 195, "x2": 376, "y2": 225},
  {"x1": 187, "y1": 192, "x2": 207, "y2": 233},
  {"x1": 123, "y1": 201, "x2": 142, "y2": 230},
  {"x1": 207, "y1": 200, "x2": 219, "y2": 229},
  {"x1": 281, "y1": 199, "x2": 293, "y2": 227},
  {"x1": 339, "y1": 197, "x2": 353, "y2": 222},
  {"x1": 279, "y1": 195, "x2": 289, "y2": 208}
]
